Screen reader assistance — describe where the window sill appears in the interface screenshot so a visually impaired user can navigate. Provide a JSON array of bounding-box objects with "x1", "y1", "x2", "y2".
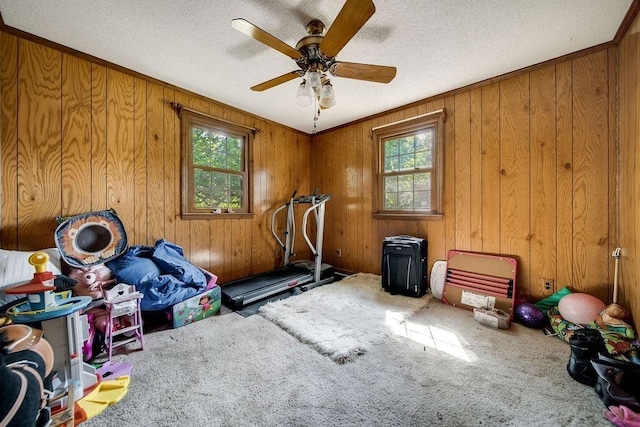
[
  {"x1": 181, "y1": 212, "x2": 255, "y2": 220},
  {"x1": 372, "y1": 212, "x2": 443, "y2": 221}
]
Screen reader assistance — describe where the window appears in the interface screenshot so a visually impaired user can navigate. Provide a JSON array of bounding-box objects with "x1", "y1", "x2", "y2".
[
  {"x1": 180, "y1": 107, "x2": 253, "y2": 219},
  {"x1": 373, "y1": 110, "x2": 445, "y2": 219}
]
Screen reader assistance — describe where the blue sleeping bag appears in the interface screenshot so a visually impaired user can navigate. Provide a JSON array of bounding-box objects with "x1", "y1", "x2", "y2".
[{"x1": 106, "y1": 239, "x2": 208, "y2": 311}]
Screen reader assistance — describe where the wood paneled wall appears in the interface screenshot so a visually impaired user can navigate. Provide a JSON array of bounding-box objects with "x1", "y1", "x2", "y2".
[
  {"x1": 311, "y1": 48, "x2": 619, "y2": 305},
  {"x1": 619, "y1": 13, "x2": 640, "y2": 332},
  {"x1": 1, "y1": 23, "x2": 638, "y2": 329},
  {"x1": 0, "y1": 30, "x2": 312, "y2": 283}
]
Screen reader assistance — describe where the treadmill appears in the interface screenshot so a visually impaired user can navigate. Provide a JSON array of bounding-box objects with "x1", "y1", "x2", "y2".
[{"x1": 221, "y1": 190, "x2": 334, "y2": 310}]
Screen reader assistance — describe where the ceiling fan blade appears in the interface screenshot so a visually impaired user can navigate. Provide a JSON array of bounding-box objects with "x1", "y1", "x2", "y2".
[
  {"x1": 330, "y1": 62, "x2": 396, "y2": 83},
  {"x1": 320, "y1": 0, "x2": 376, "y2": 57},
  {"x1": 232, "y1": 18, "x2": 301, "y2": 59},
  {"x1": 251, "y1": 71, "x2": 301, "y2": 91}
]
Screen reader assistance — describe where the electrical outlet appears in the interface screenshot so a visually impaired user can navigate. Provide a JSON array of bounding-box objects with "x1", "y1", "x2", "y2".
[
  {"x1": 544, "y1": 279, "x2": 554, "y2": 291},
  {"x1": 336, "y1": 249, "x2": 342, "y2": 258}
]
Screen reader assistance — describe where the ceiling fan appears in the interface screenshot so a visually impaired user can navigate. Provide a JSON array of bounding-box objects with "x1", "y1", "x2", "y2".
[{"x1": 232, "y1": 0, "x2": 396, "y2": 110}]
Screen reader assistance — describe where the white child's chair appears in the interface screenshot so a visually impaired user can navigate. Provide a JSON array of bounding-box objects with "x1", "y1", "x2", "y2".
[{"x1": 103, "y1": 283, "x2": 144, "y2": 362}]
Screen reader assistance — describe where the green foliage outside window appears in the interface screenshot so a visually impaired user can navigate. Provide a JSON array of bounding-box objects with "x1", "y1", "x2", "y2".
[
  {"x1": 382, "y1": 129, "x2": 434, "y2": 211},
  {"x1": 180, "y1": 107, "x2": 251, "y2": 218},
  {"x1": 192, "y1": 127, "x2": 243, "y2": 209}
]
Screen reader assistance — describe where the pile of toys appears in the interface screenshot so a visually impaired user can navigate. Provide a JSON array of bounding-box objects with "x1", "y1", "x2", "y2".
[
  {"x1": 1, "y1": 208, "x2": 223, "y2": 425},
  {"x1": 512, "y1": 248, "x2": 640, "y2": 423}
]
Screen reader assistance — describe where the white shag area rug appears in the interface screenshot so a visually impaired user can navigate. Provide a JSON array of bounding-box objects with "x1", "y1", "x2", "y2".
[{"x1": 258, "y1": 273, "x2": 429, "y2": 363}]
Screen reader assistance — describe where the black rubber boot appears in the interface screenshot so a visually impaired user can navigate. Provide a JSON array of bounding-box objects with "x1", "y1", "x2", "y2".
[{"x1": 567, "y1": 328, "x2": 605, "y2": 386}]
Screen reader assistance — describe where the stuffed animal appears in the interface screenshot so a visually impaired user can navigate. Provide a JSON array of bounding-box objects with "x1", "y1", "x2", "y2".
[
  {"x1": 593, "y1": 304, "x2": 636, "y2": 340},
  {"x1": 67, "y1": 264, "x2": 115, "y2": 300}
]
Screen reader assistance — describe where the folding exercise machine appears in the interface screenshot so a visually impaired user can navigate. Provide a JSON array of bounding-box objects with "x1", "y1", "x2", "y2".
[{"x1": 221, "y1": 190, "x2": 334, "y2": 310}]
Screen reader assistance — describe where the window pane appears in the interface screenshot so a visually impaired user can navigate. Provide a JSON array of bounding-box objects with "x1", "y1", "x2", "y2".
[
  {"x1": 212, "y1": 135, "x2": 226, "y2": 152},
  {"x1": 398, "y1": 137, "x2": 414, "y2": 155},
  {"x1": 229, "y1": 190, "x2": 242, "y2": 208},
  {"x1": 212, "y1": 172, "x2": 227, "y2": 190},
  {"x1": 398, "y1": 174, "x2": 413, "y2": 192},
  {"x1": 384, "y1": 175, "x2": 398, "y2": 192},
  {"x1": 213, "y1": 188, "x2": 227, "y2": 207},
  {"x1": 229, "y1": 175, "x2": 242, "y2": 191},
  {"x1": 415, "y1": 173, "x2": 430, "y2": 190},
  {"x1": 415, "y1": 191, "x2": 431, "y2": 210},
  {"x1": 415, "y1": 130, "x2": 433, "y2": 152},
  {"x1": 384, "y1": 192, "x2": 397, "y2": 210},
  {"x1": 385, "y1": 140, "x2": 398, "y2": 157},
  {"x1": 215, "y1": 138, "x2": 229, "y2": 169},
  {"x1": 192, "y1": 128, "x2": 213, "y2": 167},
  {"x1": 384, "y1": 155, "x2": 398, "y2": 172},
  {"x1": 398, "y1": 153, "x2": 415, "y2": 170},
  {"x1": 228, "y1": 154, "x2": 241, "y2": 171},
  {"x1": 415, "y1": 150, "x2": 429, "y2": 168},
  {"x1": 194, "y1": 169, "x2": 213, "y2": 208},
  {"x1": 398, "y1": 191, "x2": 413, "y2": 209},
  {"x1": 227, "y1": 137, "x2": 242, "y2": 156}
]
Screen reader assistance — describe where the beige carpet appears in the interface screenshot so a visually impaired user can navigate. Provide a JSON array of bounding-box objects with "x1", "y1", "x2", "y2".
[
  {"x1": 81, "y1": 282, "x2": 611, "y2": 427},
  {"x1": 258, "y1": 273, "x2": 429, "y2": 363}
]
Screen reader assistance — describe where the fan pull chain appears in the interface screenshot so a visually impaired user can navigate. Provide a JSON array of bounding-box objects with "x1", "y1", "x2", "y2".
[{"x1": 313, "y1": 97, "x2": 320, "y2": 134}]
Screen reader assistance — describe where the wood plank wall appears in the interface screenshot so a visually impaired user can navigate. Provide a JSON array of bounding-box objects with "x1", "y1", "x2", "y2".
[
  {"x1": 1, "y1": 24, "x2": 637, "y2": 330},
  {"x1": 619, "y1": 13, "x2": 640, "y2": 333},
  {"x1": 311, "y1": 48, "x2": 619, "y2": 306},
  {"x1": 0, "y1": 30, "x2": 312, "y2": 283}
]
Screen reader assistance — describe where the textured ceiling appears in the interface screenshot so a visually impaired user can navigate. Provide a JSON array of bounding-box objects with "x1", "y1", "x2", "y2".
[{"x1": 0, "y1": 0, "x2": 633, "y2": 134}]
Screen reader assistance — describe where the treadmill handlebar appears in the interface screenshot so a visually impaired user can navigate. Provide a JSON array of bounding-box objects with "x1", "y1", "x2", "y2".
[
  {"x1": 271, "y1": 190, "x2": 330, "y2": 266},
  {"x1": 270, "y1": 204, "x2": 288, "y2": 249},
  {"x1": 294, "y1": 193, "x2": 331, "y2": 204}
]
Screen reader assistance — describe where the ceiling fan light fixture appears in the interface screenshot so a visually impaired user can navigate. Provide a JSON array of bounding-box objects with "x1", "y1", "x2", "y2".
[
  {"x1": 307, "y1": 70, "x2": 322, "y2": 90},
  {"x1": 319, "y1": 81, "x2": 336, "y2": 108},
  {"x1": 296, "y1": 79, "x2": 313, "y2": 106},
  {"x1": 232, "y1": 0, "x2": 396, "y2": 131}
]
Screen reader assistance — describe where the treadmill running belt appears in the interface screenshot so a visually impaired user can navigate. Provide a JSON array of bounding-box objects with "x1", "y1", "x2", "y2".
[{"x1": 221, "y1": 266, "x2": 312, "y2": 310}]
